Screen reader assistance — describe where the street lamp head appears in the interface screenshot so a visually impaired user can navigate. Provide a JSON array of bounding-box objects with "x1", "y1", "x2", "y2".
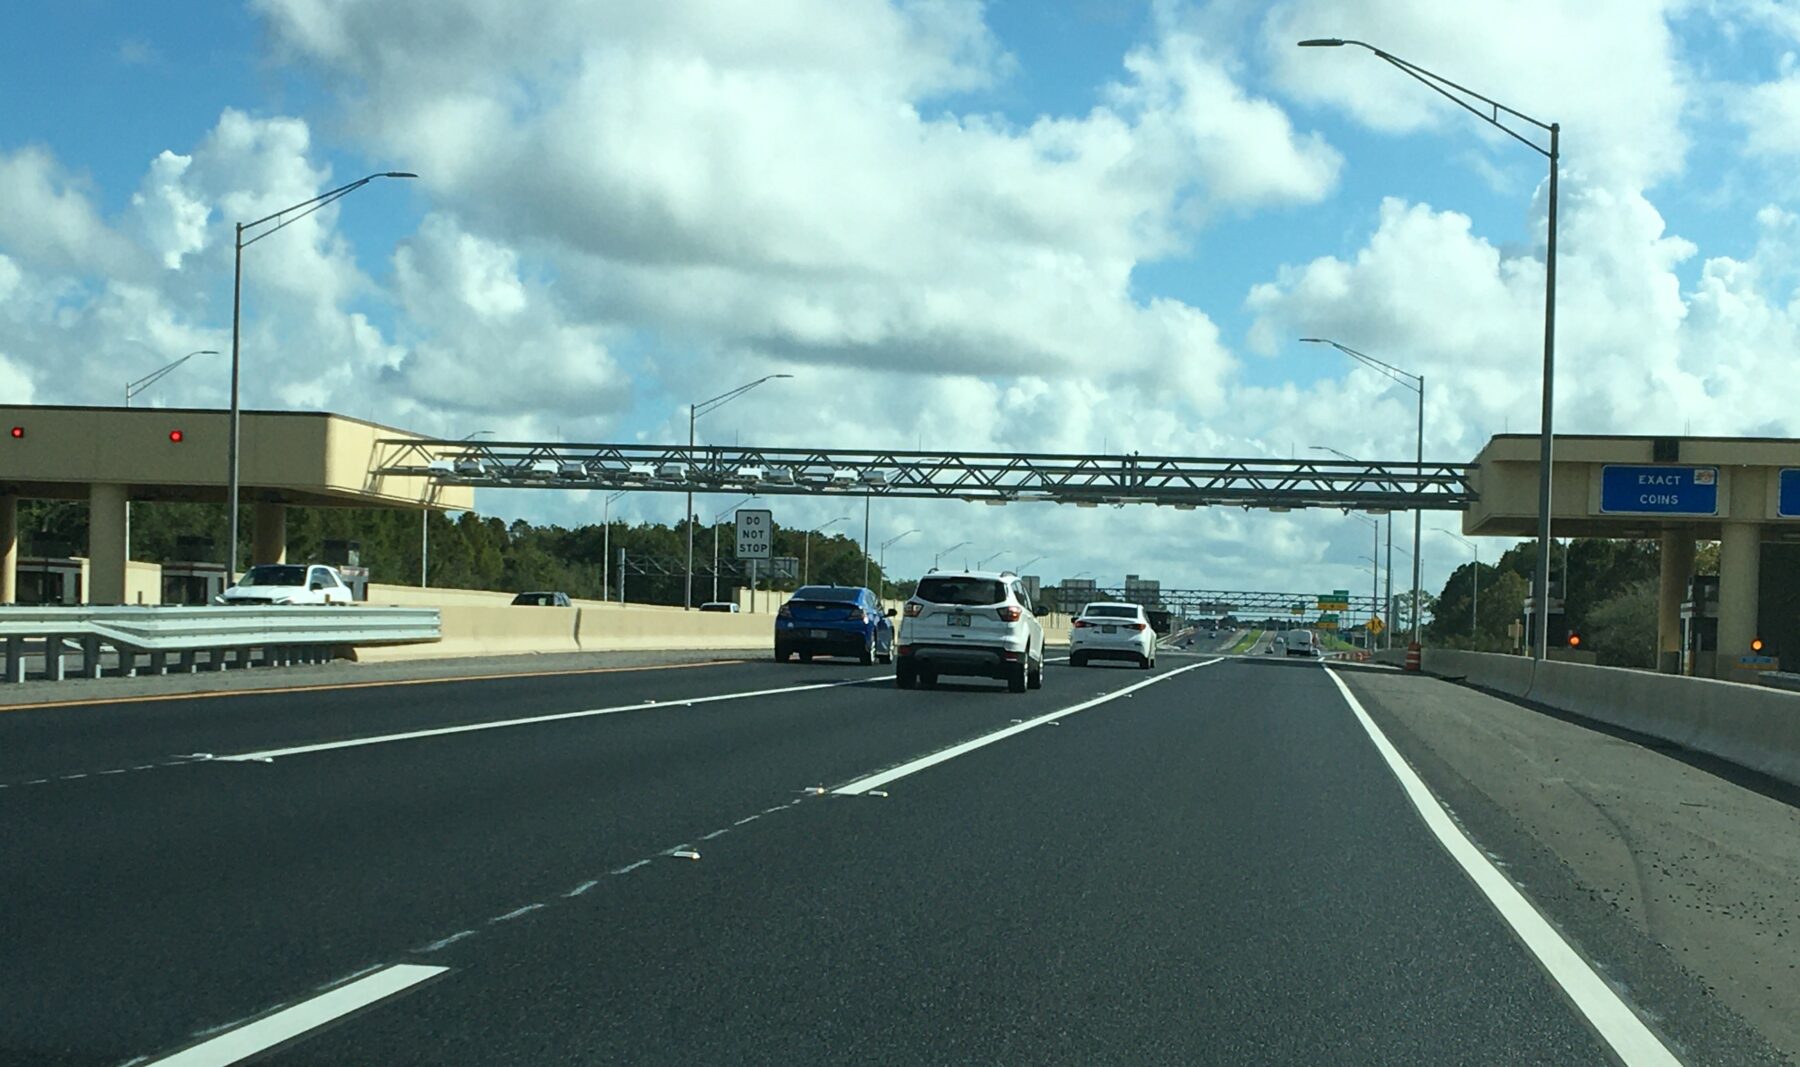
[
  {"x1": 1296, "y1": 38, "x2": 1346, "y2": 47},
  {"x1": 383, "y1": 172, "x2": 419, "y2": 179},
  {"x1": 194, "y1": 349, "x2": 220, "y2": 356}
]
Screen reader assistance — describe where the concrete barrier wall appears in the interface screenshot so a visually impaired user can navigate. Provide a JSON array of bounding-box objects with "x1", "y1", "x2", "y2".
[
  {"x1": 1398, "y1": 649, "x2": 1800, "y2": 790},
  {"x1": 577, "y1": 605, "x2": 771, "y2": 652}
]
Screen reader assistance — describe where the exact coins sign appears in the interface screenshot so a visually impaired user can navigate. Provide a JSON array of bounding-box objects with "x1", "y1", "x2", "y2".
[
  {"x1": 1780, "y1": 469, "x2": 1800, "y2": 518},
  {"x1": 736, "y1": 509, "x2": 773, "y2": 560},
  {"x1": 1599, "y1": 465, "x2": 1719, "y2": 516}
]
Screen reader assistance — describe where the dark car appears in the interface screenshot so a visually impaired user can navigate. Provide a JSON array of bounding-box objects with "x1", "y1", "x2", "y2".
[
  {"x1": 511, "y1": 591, "x2": 572, "y2": 606},
  {"x1": 775, "y1": 585, "x2": 895, "y2": 665}
]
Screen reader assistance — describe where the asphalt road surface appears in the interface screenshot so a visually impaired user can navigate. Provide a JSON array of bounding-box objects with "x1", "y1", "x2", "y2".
[{"x1": 3, "y1": 651, "x2": 1727, "y2": 1065}]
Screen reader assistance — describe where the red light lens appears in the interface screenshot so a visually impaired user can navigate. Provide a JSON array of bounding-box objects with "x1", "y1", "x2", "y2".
[
  {"x1": 904, "y1": 602, "x2": 922, "y2": 618},
  {"x1": 777, "y1": 604, "x2": 791, "y2": 619},
  {"x1": 168, "y1": 430, "x2": 184, "y2": 443},
  {"x1": 8, "y1": 426, "x2": 21, "y2": 439},
  {"x1": 1568, "y1": 633, "x2": 1581, "y2": 648},
  {"x1": 1752, "y1": 637, "x2": 1765, "y2": 652},
  {"x1": 996, "y1": 605, "x2": 1022, "y2": 622},
  {"x1": 846, "y1": 608, "x2": 864, "y2": 622},
  {"x1": 1072, "y1": 619, "x2": 1091, "y2": 628}
]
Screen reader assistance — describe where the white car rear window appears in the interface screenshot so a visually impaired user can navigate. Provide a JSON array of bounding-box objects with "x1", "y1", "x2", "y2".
[{"x1": 916, "y1": 577, "x2": 1005, "y2": 606}]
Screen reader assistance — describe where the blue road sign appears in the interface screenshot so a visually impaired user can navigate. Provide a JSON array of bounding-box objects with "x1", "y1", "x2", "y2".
[
  {"x1": 1781, "y1": 469, "x2": 1800, "y2": 518},
  {"x1": 1599, "y1": 465, "x2": 1719, "y2": 516}
]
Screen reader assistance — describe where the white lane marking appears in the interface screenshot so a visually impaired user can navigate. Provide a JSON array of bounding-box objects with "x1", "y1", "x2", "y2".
[
  {"x1": 613, "y1": 859, "x2": 651, "y2": 875},
  {"x1": 733, "y1": 814, "x2": 761, "y2": 826},
  {"x1": 144, "y1": 963, "x2": 447, "y2": 1067},
  {"x1": 489, "y1": 903, "x2": 545, "y2": 924},
  {"x1": 415, "y1": 930, "x2": 474, "y2": 953},
  {"x1": 699, "y1": 828, "x2": 729, "y2": 840},
  {"x1": 216, "y1": 676, "x2": 888, "y2": 762},
  {"x1": 565, "y1": 879, "x2": 599, "y2": 897},
  {"x1": 316, "y1": 964, "x2": 383, "y2": 991},
  {"x1": 1323, "y1": 668, "x2": 1680, "y2": 1066},
  {"x1": 834, "y1": 658, "x2": 1223, "y2": 795}
]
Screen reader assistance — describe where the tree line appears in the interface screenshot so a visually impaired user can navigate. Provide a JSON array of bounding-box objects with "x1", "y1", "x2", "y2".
[{"x1": 14, "y1": 499, "x2": 889, "y2": 606}]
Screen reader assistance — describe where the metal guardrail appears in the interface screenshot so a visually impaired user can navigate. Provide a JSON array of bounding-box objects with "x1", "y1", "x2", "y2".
[{"x1": 0, "y1": 606, "x2": 440, "y2": 684}]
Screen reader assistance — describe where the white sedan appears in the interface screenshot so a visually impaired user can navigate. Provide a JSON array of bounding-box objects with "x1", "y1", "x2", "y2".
[{"x1": 1069, "y1": 602, "x2": 1156, "y2": 669}]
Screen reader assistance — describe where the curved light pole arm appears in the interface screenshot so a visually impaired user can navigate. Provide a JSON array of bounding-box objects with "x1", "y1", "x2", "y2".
[
  {"x1": 1296, "y1": 40, "x2": 1553, "y2": 154},
  {"x1": 238, "y1": 172, "x2": 418, "y2": 249}
]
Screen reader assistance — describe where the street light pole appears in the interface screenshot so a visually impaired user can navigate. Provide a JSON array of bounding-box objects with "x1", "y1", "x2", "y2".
[
  {"x1": 602, "y1": 490, "x2": 626, "y2": 601},
  {"x1": 1435, "y1": 529, "x2": 1480, "y2": 636},
  {"x1": 806, "y1": 515, "x2": 850, "y2": 585},
  {"x1": 426, "y1": 429, "x2": 491, "y2": 588},
  {"x1": 227, "y1": 171, "x2": 415, "y2": 579},
  {"x1": 1298, "y1": 37, "x2": 1557, "y2": 659},
  {"x1": 124, "y1": 349, "x2": 219, "y2": 561},
  {"x1": 712, "y1": 495, "x2": 758, "y2": 602},
  {"x1": 977, "y1": 551, "x2": 1005, "y2": 570},
  {"x1": 684, "y1": 373, "x2": 793, "y2": 609},
  {"x1": 126, "y1": 350, "x2": 218, "y2": 407},
  {"x1": 1301, "y1": 340, "x2": 1424, "y2": 644},
  {"x1": 878, "y1": 528, "x2": 920, "y2": 599},
  {"x1": 935, "y1": 541, "x2": 970, "y2": 570}
]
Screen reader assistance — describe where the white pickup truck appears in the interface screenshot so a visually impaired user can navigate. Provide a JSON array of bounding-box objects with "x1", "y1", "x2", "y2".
[{"x1": 217, "y1": 564, "x2": 354, "y2": 606}]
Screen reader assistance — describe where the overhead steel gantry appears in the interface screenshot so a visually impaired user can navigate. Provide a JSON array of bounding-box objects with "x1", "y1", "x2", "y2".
[
  {"x1": 372, "y1": 440, "x2": 1476, "y2": 512},
  {"x1": 1083, "y1": 588, "x2": 1385, "y2": 616}
]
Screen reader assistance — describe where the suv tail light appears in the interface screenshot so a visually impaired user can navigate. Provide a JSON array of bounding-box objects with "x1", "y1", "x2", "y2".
[
  {"x1": 996, "y1": 605, "x2": 1022, "y2": 622},
  {"x1": 846, "y1": 608, "x2": 865, "y2": 622},
  {"x1": 777, "y1": 603, "x2": 792, "y2": 619},
  {"x1": 904, "y1": 602, "x2": 922, "y2": 618}
]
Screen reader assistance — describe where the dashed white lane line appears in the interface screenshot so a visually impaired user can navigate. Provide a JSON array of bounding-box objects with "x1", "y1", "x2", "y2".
[
  {"x1": 143, "y1": 963, "x2": 447, "y2": 1067},
  {"x1": 565, "y1": 879, "x2": 599, "y2": 898},
  {"x1": 489, "y1": 903, "x2": 545, "y2": 924},
  {"x1": 215, "y1": 675, "x2": 892, "y2": 763},
  {"x1": 732, "y1": 814, "x2": 761, "y2": 826},
  {"x1": 612, "y1": 859, "x2": 651, "y2": 875},
  {"x1": 415, "y1": 930, "x2": 475, "y2": 954},
  {"x1": 1323, "y1": 668, "x2": 1680, "y2": 1066},
  {"x1": 833, "y1": 658, "x2": 1223, "y2": 796}
]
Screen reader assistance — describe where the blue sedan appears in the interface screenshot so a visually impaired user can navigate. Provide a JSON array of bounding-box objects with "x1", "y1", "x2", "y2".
[{"x1": 774, "y1": 585, "x2": 895, "y2": 665}]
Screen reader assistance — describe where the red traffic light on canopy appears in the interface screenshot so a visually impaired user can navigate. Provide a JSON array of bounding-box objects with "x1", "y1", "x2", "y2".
[
  {"x1": 8, "y1": 426, "x2": 21, "y2": 439},
  {"x1": 1567, "y1": 632, "x2": 1582, "y2": 648},
  {"x1": 168, "y1": 429, "x2": 185, "y2": 443},
  {"x1": 1752, "y1": 637, "x2": 1765, "y2": 653}
]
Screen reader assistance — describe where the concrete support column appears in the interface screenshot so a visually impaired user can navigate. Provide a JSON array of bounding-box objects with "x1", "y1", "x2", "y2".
[
  {"x1": 88, "y1": 483, "x2": 129, "y2": 605},
  {"x1": 1656, "y1": 530, "x2": 1694, "y2": 674},
  {"x1": 1717, "y1": 521, "x2": 1761, "y2": 679},
  {"x1": 0, "y1": 494, "x2": 16, "y2": 604},
  {"x1": 252, "y1": 501, "x2": 286, "y2": 567}
]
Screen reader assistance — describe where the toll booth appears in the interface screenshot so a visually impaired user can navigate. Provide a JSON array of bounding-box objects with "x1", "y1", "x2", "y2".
[
  {"x1": 161, "y1": 562, "x2": 228, "y2": 605},
  {"x1": 1681, "y1": 575, "x2": 1719, "y2": 678},
  {"x1": 14, "y1": 557, "x2": 82, "y2": 605},
  {"x1": 320, "y1": 539, "x2": 371, "y2": 601}
]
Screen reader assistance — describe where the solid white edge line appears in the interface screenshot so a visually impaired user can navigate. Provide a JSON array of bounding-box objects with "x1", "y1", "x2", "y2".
[
  {"x1": 1322, "y1": 666, "x2": 1681, "y2": 1066},
  {"x1": 834, "y1": 658, "x2": 1222, "y2": 795},
  {"x1": 145, "y1": 963, "x2": 447, "y2": 1067},
  {"x1": 218, "y1": 675, "x2": 888, "y2": 761}
]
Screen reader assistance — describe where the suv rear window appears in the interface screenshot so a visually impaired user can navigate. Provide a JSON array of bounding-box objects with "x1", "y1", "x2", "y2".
[
  {"x1": 1082, "y1": 605, "x2": 1139, "y2": 619},
  {"x1": 916, "y1": 577, "x2": 1005, "y2": 606}
]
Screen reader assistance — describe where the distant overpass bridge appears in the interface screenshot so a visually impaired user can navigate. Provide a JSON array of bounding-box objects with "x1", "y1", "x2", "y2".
[{"x1": 373, "y1": 440, "x2": 1474, "y2": 512}]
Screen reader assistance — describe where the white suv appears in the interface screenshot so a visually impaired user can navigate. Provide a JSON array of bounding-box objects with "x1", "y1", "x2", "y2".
[
  {"x1": 897, "y1": 570, "x2": 1047, "y2": 693},
  {"x1": 1069, "y1": 601, "x2": 1156, "y2": 669}
]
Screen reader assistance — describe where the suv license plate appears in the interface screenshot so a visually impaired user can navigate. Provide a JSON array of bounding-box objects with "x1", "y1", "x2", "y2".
[
  {"x1": 948, "y1": 613, "x2": 972, "y2": 627},
  {"x1": 809, "y1": 629, "x2": 829, "y2": 639}
]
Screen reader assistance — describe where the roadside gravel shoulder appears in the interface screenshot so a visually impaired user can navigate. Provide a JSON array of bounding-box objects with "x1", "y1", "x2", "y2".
[{"x1": 1336, "y1": 666, "x2": 1800, "y2": 1067}]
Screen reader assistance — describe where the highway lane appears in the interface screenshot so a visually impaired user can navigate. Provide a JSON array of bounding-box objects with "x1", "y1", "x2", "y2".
[
  {"x1": 3, "y1": 654, "x2": 1155, "y2": 1065},
  {"x1": 265, "y1": 658, "x2": 1622, "y2": 1065},
  {"x1": 5, "y1": 653, "x2": 1703, "y2": 1064}
]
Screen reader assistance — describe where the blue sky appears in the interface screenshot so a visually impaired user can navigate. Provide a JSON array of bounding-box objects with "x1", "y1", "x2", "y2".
[{"x1": 5, "y1": 0, "x2": 1800, "y2": 599}]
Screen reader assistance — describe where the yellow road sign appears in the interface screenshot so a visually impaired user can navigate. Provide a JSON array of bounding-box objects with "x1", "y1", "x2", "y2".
[{"x1": 1367, "y1": 617, "x2": 1384, "y2": 636}]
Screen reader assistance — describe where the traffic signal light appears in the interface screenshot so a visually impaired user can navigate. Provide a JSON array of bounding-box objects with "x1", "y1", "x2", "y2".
[
  {"x1": 8, "y1": 426, "x2": 21, "y2": 439},
  {"x1": 168, "y1": 429, "x2": 185, "y2": 443},
  {"x1": 1567, "y1": 632, "x2": 1583, "y2": 649},
  {"x1": 1751, "y1": 636, "x2": 1765, "y2": 653}
]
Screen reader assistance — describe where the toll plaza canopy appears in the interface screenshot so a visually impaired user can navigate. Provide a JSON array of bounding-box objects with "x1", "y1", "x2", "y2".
[
  {"x1": 0, "y1": 406, "x2": 473, "y2": 604},
  {"x1": 1466, "y1": 433, "x2": 1800, "y2": 679}
]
